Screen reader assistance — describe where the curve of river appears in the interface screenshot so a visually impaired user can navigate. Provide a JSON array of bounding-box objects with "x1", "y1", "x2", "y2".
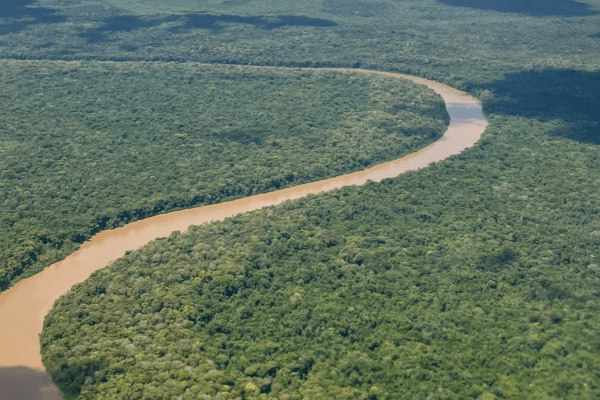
[{"x1": 0, "y1": 67, "x2": 488, "y2": 399}]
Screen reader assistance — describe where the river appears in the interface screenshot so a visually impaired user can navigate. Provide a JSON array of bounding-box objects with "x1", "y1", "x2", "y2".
[{"x1": 0, "y1": 67, "x2": 488, "y2": 399}]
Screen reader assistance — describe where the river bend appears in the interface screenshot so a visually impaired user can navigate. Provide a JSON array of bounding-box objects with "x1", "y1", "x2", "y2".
[{"x1": 0, "y1": 67, "x2": 488, "y2": 399}]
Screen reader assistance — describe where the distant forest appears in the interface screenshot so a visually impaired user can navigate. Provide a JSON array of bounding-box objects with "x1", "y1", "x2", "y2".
[
  {"x1": 1, "y1": 0, "x2": 599, "y2": 88},
  {"x1": 1, "y1": 0, "x2": 599, "y2": 398}
]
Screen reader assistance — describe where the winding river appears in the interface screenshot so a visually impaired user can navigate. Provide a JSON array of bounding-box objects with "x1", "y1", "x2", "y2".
[{"x1": 0, "y1": 67, "x2": 488, "y2": 399}]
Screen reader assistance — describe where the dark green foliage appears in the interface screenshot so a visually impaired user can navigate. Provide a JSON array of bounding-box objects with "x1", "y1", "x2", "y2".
[
  {"x1": 437, "y1": 0, "x2": 599, "y2": 17},
  {"x1": 0, "y1": 0, "x2": 66, "y2": 35},
  {"x1": 474, "y1": 69, "x2": 600, "y2": 144},
  {"x1": 3, "y1": 0, "x2": 600, "y2": 398},
  {"x1": 477, "y1": 247, "x2": 519, "y2": 272},
  {"x1": 1, "y1": 0, "x2": 599, "y2": 88},
  {"x1": 81, "y1": 14, "x2": 337, "y2": 43},
  {"x1": 42, "y1": 108, "x2": 600, "y2": 398},
  {"x1": 0, "y1": 60, "x2": 446, "y2": 292}
]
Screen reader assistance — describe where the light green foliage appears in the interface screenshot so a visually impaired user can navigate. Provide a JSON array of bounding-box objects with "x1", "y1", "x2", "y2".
[
  {"x1": 3, "y1": 0, "x2": 600, "y2": 398},
  {"x1": 42, "y1": 113, "x2": 600, "y2": 398},
  {"x1": 0, "y1": 60, "x2": 446, "y2": 291}
]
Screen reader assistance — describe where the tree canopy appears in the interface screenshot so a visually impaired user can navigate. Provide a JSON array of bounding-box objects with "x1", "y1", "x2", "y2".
[
  {"x1": 0, "y1": 60, "x2": 447, "y2": 292},
  {"x1": 42, "y1": 108, "x2": 600, "y2": 399}
]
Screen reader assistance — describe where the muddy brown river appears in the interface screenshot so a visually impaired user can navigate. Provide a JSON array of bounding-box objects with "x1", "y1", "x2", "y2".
[{"x1": 0, "y1": 67, "x2": 488, "y2": 399}]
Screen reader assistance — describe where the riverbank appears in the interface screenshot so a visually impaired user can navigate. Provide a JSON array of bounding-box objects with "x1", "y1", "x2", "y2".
[{"x1": 0, "y1": 67, "x2": 487, "y2": 399}]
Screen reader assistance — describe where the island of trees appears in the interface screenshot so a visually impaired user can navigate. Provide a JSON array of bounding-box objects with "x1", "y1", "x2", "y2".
[{"x1": 0, "y1": 60, "x2": 447, "y2": 293}]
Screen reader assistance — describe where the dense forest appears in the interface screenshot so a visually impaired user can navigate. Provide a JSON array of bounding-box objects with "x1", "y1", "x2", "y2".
[
  {"x1": 0, "y1": 61, "x2": 447, "y2": 292},
  {"x1": 1, "y1": 0, "x2": 599, "y2": 88},
  {"x1": 42, "y1": 110, "x2": 600, "y2": 399},
  {"x1": 0, "y1": 0, "x2": 599, "y2": 398}
]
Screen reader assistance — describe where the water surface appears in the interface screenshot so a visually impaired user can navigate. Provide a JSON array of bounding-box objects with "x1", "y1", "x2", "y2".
[{"x1": 0, "y1": 367, "x2": 62, "y2": 400}]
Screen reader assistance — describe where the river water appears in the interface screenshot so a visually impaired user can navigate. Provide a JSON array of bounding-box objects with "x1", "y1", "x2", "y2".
[{"x1": 0, "y1": 68, "x2": 487, "y2": 399}]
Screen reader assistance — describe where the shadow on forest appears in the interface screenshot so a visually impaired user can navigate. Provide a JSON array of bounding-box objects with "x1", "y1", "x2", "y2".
[
  {"x1": 323, "y1": 0, "x2": 388, "y2": 17},
  {"x1": 0, "y1": 0, "x2": 66, "y2": 35},
  {"x1": 81, "y1": 14, "x2": 336, "y2": 43},
  {"x1": 437, "y1": 0, "x2": 599, "y2": 17},
  {"x1": 476, "y1": 69, "x2": 600, "y2": 144},
  {"x1": 80, "y1": 15, "x2": 178, "y2": 43},
  {"x1": 0, "y1": 366, "x2": 65, "y2": 400}
]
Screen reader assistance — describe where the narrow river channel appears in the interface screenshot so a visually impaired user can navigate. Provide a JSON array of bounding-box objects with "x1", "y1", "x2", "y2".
[{"x1": 0, "y1": 67, "x2": 488, "y2": 399}]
